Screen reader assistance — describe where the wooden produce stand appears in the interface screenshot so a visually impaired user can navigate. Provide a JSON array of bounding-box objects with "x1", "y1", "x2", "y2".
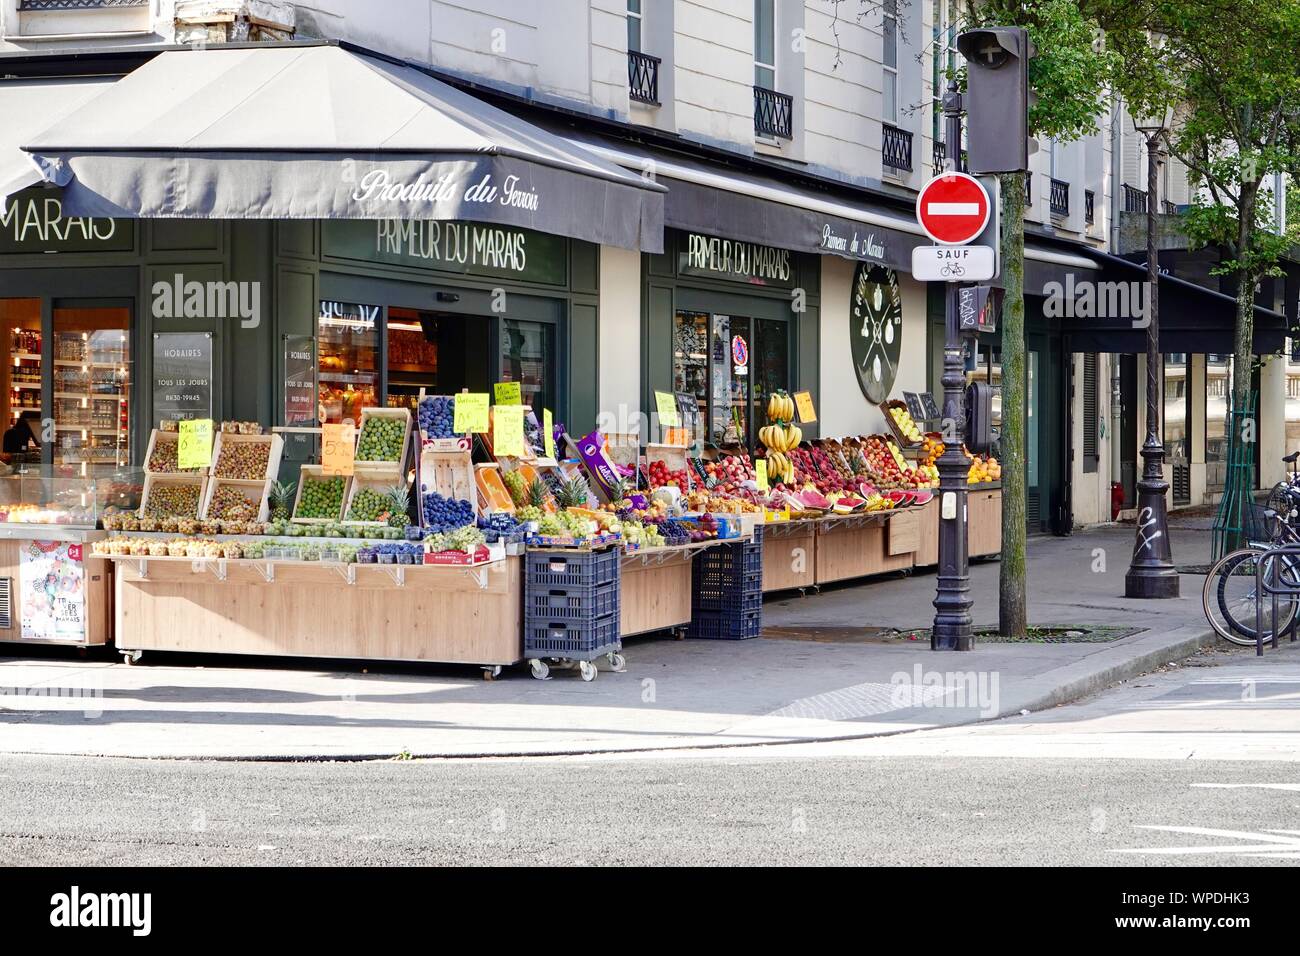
[
  {"x1": 619, "y1": 546, "x2": 695, "y2": 637},
  {"x1": 0, "y1": 526, "x2": 111, "y2": 647},
  {"x1": 111, "y1": 553, "x2": 522, "y2": 672},
  {"x1": 814, "y1": 512, "x2": 912, "y2": 585},
  {"x1": 761, "y1": 518, "x2": 817, "y2": 593},
  {"x1": 968, "y1": 485, "x2": 1003, "y2": 558}
]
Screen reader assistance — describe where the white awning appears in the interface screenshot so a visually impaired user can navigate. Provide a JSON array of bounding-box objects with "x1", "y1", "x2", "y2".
[{"x1": 0, "y1": 75, "x2": 118, "y2": 202}]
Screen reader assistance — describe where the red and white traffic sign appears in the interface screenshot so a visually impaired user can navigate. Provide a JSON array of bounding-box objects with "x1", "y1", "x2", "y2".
[{"x1": 915, "y1": 172, "x2": 991, "y2": 245}]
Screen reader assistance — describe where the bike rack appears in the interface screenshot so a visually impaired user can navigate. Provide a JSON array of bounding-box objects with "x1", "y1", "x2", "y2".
[{"x1": 1252, "y1": 543, "x2": 1300, "y2": 657}]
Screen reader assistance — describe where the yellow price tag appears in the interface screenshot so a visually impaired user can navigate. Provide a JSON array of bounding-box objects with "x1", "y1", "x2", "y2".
[
  {"x1": 177, "y1": 419, "x2": 213, "y2": 470},
  {"x1": 755, "y1": 457, "x2": 769, "y2": 491},
  {"x1": 655, "y1": 391, "x2": 680, "y2": 428},
  {"x1": 794, "y1": 391, "x2": 818, "y2": 424},
  {"x1": 543, "y1": 408, "x2": 556, "y2": 460},
  {"x1": 321, "y1": 422, "x2": 356, "y2": 476},
  {"x1": 493, "y1": 405, "x2": 526, "y2": 458},
  {"x1": 494, "y1": 381, "x2": 522, "y2": 405},
  {"x1": 453, "y1": 393, "x2": 490, "y2": 433}
]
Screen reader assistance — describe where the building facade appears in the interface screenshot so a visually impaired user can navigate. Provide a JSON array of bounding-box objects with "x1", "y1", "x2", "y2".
[{"x1": 1, "y1": 0, "x2": 1289, "y2": 532}]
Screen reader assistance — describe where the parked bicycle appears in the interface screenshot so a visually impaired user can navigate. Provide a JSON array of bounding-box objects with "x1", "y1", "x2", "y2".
[{"x1": 1202, "y1": 452, "x2": 1300, "y2": 646}]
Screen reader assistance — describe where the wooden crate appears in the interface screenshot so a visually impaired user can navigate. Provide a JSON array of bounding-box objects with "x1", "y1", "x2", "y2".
[
  {"x1": 201, "y1": 477, "x2": 271, "y2": 523},
  {"x1": 144, "y1": 429, "x2": 205, "y2": 475},
  {"x1": 354, "y1": 406, "x2": 412, "y2": 476},
  {"x1": 879, "y1": 399, "x2": 923, "y2": 448},
  {"x1": 343, "y1": 473, "x2": 408, "y2": 526},
  {"x1": 290, "y1": 465, "x2": 350, "y2": 524},
  {"x1": 914, "y1": 497, "x2": 939, "y2": 566},
  {"x1": 418, "y1": 448, "x2": 477, "y2": 521},
  {"x1": 475, "y1": 464, "x2": 516, "y2": 514},
  {"x1": 210, "y1": 431, "x2": 284, "y2": 482},
  {"x1": 501, "y1": 460, "x2": 558, "y2": 512},
  {"x1": 138, "y1": 473, "x2": 207, "y2": 520},
  {"x1": 415, "y1": 393, "x2": 472, "y2": 449}
]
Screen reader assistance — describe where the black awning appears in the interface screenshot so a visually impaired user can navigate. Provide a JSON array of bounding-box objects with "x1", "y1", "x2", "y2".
[{"x1": 1056, "y1": 249, "x2": 1290, "y2": 353}]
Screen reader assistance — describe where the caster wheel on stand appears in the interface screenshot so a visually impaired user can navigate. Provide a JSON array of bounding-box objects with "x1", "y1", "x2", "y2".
[
  {"x1": 481, "y1": 665, "x2": 502, "y2": 681},
  {"x1": 529, "y1": 659, "x2": 550, "y2": 680},
  {"x1": 608, "y1": 652, "x2": 626, "y2": 673},
  {"x1": 121, "y1": 650, "x2": 142, "y2": 666},
  {"x1": 578, "y1": 661, "x2": 598, "y2": 682}
]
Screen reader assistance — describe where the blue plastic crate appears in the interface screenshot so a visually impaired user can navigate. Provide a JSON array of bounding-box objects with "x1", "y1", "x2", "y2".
[
  {"x1": 687, "y1": 607, "x2": 762, "y2": 640},
  {"x1": 694, "y1": 540, "x2": 763, "y2": 593},
  {"x1": 691, "y1": 586, "x2": 762, "y2": 615},
  {"x1": 526, "y1": 548, "x2": 620, "y2": 589},
  {"x1": 526, "y1": 581, "x2": 620, "y2": 622},
  {"x1": 525, "y1": 613, "x2": 621, "y2": 659}
]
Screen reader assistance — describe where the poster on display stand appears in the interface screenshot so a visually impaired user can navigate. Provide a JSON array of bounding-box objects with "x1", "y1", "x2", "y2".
[{"x1": 19, "y1": 540, "x2": 87, "y2": 642}]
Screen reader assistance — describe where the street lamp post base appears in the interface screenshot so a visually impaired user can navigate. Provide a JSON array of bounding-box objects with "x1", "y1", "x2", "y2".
[
  {"x1": 1125, "y1": 567, "x2": 1180, "y2": 599},
  {"x1": 1124, "y1": 468, "x2": 1180, "y2": 599}
]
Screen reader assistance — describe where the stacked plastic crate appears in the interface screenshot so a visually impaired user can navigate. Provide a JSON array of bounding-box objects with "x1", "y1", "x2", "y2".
[
  {"x1": 688, "y1": 526, "x2": 764, "y2": 639},
  {"x1": 524, "y1": 547, "x2": 623, "y2": 680}
]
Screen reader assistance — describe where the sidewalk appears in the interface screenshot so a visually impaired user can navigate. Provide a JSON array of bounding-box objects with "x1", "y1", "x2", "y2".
[{"x1": 0, "y1": 522, "x2": 1225, "y2": 760}]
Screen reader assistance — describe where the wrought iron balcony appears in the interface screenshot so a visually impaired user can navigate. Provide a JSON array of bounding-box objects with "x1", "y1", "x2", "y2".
[
  {"x1": 1049, "y1": 178, "x2": 1070, "y2": 218},
  {"x1": 1162, "y1": 199, "x2": 1180, "y2": 215},
  {"x1": 882, "y1": 123, "x2": 913, "y2": 173},
  {"x1": 1123, "y1": 183, "x2": 1149, "y2": 213},
  {"x1": 931, "y1": 141, "x2": 968, "y2": 175},
  {"x1": 753, "y1": 86, "x2": 793, "y2": 139},
  {"x1": 1084, "y1": 189, "x2": 1096, "y2": 225},
  {"x1": 628, "y1": 50, "x2": 661, "y2": 106}
]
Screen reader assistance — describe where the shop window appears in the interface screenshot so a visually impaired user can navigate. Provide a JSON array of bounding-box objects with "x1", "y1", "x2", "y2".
[
  {"x1": 674, "y1": 310, "x2": 786, "y2": 451},
  {"x1": 1, "y1": 298, "x2": 44, "y2": 470},
  {"x1": 1205, "y1": 353, "x2": 1231, "y2": 491},
  {"x1": 500, "y1": 319, "x2": 554, "y2": 416},
  {"x1": 1163, "y1": 353, "x2": 1190, "y2": 464},
  {"x1": 317, "y1": 300, "x2": 379, "y2": 425},
  {"x1": 754, "y1": 0, "x2": 776, "y2": 90}
]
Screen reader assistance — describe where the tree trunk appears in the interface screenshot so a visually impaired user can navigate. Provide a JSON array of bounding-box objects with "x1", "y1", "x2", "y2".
[{"x1": 999, "y1": 171, "x2": 1028, "y2": 638}]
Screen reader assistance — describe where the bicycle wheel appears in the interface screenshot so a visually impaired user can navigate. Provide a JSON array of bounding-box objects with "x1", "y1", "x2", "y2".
[{"x1": 1202, "y1": 547, "x2": 1300, "y2": 646}]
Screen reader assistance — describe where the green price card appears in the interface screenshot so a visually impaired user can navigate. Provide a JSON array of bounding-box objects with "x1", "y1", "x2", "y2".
[
  {"x1": 493, "y1": 404, "x2": 526, "y2": 458},
  {"x1": 543, "y1": 408, "x2": 556, "y2": 460},
  {"x1": 177, "y1": 418, "x2": 214, "y2": 470},
  {"x1": 655, "y1": 391, "x2": 680, "y2": 428},
  {"x1": 494, "y1": 381, "x2": 522, "y2": 405},
  {"x1": 453, "y1": 393, "x2": 490, "y2": 433}
]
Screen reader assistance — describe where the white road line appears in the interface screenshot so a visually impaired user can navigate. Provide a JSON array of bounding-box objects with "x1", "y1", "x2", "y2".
[
  {"x1": 1113, "y1": 825, "x2": 1300, "y2": 857},
  {"x1": 1191, "y1": 782, "x2": 1300, "y2": 791}
]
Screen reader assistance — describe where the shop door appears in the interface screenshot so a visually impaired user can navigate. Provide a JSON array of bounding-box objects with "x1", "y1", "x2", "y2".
[
  {"x1": 1026, "y1": 334, "x2": 1067, "y2": 534},
  {"x1": 0, "y1": 294, "x2": 132, "y2": 477}
]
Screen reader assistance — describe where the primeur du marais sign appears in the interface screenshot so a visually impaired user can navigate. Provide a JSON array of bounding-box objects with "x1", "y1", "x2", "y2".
[{"x1": 0, "y1": 190, "x2": 133, "y2": 254}]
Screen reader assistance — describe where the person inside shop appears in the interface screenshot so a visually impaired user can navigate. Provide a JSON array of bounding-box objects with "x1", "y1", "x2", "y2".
[{"x1": 3, "y1": 410, "x2": 42, "y2": 458}]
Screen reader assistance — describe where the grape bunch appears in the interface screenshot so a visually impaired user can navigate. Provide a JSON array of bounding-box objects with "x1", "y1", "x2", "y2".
[
  {"x1": 418, "y1": 396, "x2": 461, "y2": 439},
  {"x1": 424, "y1": 524, "x2": 486, "y2": 554},
  {"x1": 422, "y1": 492, "x2": 474, "y2": 533}
]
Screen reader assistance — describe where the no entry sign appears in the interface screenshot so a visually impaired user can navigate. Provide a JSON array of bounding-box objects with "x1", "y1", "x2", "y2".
[{"x1": 916, "y1": 172, "x2": 992, "y2": 245}]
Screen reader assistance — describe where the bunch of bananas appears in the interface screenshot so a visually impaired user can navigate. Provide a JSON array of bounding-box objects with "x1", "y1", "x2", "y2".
[
  {"x1": 760, "y1": 391, "x2": 801, "y2": 484},
  {"x1": 766, "y1": 391, "x2": 795, "y2": 422}
]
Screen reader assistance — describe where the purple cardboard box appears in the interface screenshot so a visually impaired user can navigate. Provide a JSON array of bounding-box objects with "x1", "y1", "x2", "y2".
[{"x1": 574, "y1": 429, "x2": 622, "y2": 501}]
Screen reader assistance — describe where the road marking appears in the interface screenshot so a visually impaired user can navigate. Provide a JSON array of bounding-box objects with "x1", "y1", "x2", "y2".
[
  {"x1": 926, "y1": 202, "x2": 980, "y2": 216},
  {"x1": 1191, "y1": 782, "x2": 1300, "y2": 792},
  {"x1": 1113, "y1": 825, "x2": 1300, "y2": 858}
]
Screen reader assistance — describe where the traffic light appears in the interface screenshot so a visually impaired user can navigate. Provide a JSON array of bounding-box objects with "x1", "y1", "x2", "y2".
[{"x1": 957, "y1": 27, "x2": 1033, "y2": 174}]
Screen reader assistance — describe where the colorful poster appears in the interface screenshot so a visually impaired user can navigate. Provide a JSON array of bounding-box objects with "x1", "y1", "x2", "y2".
[{"x1": 20, "y1": 541, "x2": 86, "y2": 641}]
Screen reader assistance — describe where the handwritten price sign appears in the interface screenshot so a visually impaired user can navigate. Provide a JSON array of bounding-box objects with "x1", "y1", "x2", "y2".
[{"x1": 321, "y1": 422, "x2": 356, "y2": 476}]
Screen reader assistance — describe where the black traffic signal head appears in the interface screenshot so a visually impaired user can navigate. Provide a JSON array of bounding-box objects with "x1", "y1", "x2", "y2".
[{"x1": 957, "y1": 27, "x2": 1033, "y2": 174}]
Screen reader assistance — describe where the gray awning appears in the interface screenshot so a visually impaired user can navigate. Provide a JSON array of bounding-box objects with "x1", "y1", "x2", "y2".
[
  {"x1": 20, "y1": 45, "x2": 664, "y2": 251},
  {"x1": 0, "y1": 76, "x2": 118, "y2": 202}
]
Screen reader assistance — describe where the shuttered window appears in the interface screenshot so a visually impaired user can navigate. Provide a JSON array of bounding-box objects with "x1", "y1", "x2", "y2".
[{"x1": 1082, "y1": 353, "x2": 1099, "y2": 473}]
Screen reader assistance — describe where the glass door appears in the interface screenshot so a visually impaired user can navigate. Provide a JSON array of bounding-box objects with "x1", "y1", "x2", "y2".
[
  {"x1": 0, "y1": 297, "x2": 43, "y2": 469},
  {"x1": 500, "y1": 318, "x2": 555, "y2": 414},
  {"x1": 317, "y1": 299, "x2": 380, "y2": 424},
  {"x1": 50, "y1": 300, "x2": 131, "y2": 477}
]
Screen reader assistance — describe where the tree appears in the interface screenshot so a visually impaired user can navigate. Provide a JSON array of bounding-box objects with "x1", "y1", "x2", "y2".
[
  {"x1": 1087, "y1": 0, "x2": 1300, "y2": 553},
  {"x1": 952, "y1": 0, "x2": 1117, "y2": 637}
]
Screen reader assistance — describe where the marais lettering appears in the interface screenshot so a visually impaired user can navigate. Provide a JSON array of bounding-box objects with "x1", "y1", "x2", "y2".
[
  {"x1": 685, "y1": 233, "x2": 791, "y2": 282},
  {"x1": 376, "y1": 220, "x2": 529, "y2": 273},
  {"x1": 0, "y1": 195, "x2": 117, "y2": 246},
  {"x1": 820, "y1": 224, "x2": 886, "y2": 262}
]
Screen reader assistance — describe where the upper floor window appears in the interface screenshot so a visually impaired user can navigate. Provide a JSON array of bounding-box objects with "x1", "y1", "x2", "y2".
[
  {"x1": 883, "y1": 0, "x2": 898, "y2": 122},
  {"x1": 931, "y1": 0, "x2": 960, "y2": 143},
  {"x1": 754, "y1": 0, "x2": 776, "y2": 90},
  {"x1": 627, "y1": 0, "x2": 642, "y2": 53}
]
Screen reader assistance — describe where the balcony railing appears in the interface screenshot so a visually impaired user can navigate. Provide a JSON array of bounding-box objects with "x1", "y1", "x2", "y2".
[
  {"x1": 1084, "y1": 190, "x2": 1096, "y2": 225},
  {"x1": 1049, "y1": 178, "x2": 1070, "y2": 218},
  {"x1": 627, "y1": 51, "x2": 661, "y2": 106},
  {"x1": 882, "y1": 124, "x2": 913, "y2": 172},
  {"x1": 931, "y1": 141, "x2": 968, "y2": 175},
  {"x1": 1123, "y1": 183, "x2": 1148, "y2": 213},
  {"x1": 1162, "y1": 199, "x2": 1180, "y2": 215},
  {"x1": 753, "y1": 86, "x2": 793, "y2": 139}
]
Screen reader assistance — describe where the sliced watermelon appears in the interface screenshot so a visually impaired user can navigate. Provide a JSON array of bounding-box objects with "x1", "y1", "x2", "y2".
[
  {"x1": 911, "y1": 491, "x2": 934, "y2": 505},
  {"x1": 798, "y1": 489, "x2": 832, "y2": 510}
]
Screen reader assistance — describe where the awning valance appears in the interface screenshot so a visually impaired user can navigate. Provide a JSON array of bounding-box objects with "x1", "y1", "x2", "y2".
[
  {"x1": 1058, "y1": 249, "x2": 1290, "y2": 353},
  {"x1": 19, "y1": 44, "x2": 664, "y2": 252}
]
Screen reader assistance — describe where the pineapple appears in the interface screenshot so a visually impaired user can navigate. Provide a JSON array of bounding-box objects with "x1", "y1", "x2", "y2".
[
  {"x1": 386, "y1": 484, "x2": 411, "y2": 528},
  {"x1": 849, "y1": 450, "x2": 868, "y2": 476},
  {"x1": 526, "y1": 477, "x2": 549, "y2": 509},
  {"x1": 555, "y1": 474, "x2": 591, "y2": 509},
  {"x1": 270, "y1": 480, "x2": 295, "y2": 522}
]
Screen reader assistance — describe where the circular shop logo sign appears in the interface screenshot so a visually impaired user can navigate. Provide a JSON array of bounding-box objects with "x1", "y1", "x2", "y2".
[{"x1": 849, "y1": 262, "x2": 903, "y2": 404}]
